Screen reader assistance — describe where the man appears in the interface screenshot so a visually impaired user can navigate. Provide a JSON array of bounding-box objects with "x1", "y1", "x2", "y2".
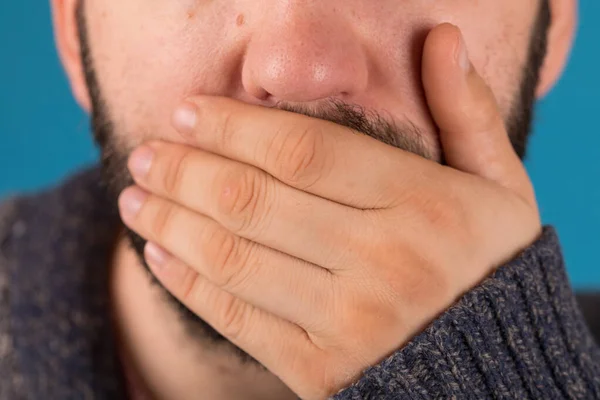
[{"x1": 0, "y1": 0, "x2": 599, "y2": 398}]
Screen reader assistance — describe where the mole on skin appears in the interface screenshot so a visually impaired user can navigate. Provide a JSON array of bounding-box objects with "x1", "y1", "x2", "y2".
[
  {"x1": 186, "y1": 9, "x2": 244, "y2": 26},
  {"x1": 236, "y1": 13, "x2": 245, "y2": 27}
]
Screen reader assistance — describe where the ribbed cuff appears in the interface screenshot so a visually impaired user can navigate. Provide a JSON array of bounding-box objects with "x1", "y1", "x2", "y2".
[{"x1": 334, "y1": 227, "x2": 600, "y2": 400}]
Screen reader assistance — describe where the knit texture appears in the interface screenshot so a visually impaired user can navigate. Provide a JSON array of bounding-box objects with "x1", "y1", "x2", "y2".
[
  {"x1": 0, "y1": 168, "x2": 125, "y2": 399},
  {"x1": 333, "y1": 226, "x2": 600, "y2": 399},
  {"x1": 0, "y1": 166, "x2": 598, "y2": 400},
  {"x1": 0, "y1": 197, "x2": 25, "y2": 400}
]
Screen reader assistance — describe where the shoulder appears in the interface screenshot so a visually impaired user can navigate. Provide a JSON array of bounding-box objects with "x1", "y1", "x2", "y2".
[
  {"x1": 0, "y1": 197, "x2": 25, "y2": 399},
  {"x1": 0, "y1": 168, "x2": 125, "y2": 399},
  {"x1": 0, "y1": 196, "x2": 20, "y2": 331},
  {"x1": 0, "y1": 196, "x2": 18, "y2": 266},
  {"x1": 0, "y1": 167, "x2": 110, "y2": 399}
]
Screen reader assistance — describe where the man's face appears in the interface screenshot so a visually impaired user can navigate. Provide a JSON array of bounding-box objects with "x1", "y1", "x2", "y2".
[
  {"x1": 75, "y1": 0, "x2": 550, "y2": 359},
  {"x1": 81, "y1": 0, "x2": 550, "y2": 157}
]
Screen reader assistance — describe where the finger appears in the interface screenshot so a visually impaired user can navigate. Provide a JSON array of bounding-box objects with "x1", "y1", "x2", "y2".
[
  {"x1": 118, "y1": 186, "x2": 335, "y2": 329},
  {"x1": 128, "y1": 140, "x2": 361, "y2": 269},
  {"x1": 422, "y1": 23, "x2": 535, "y2": 205},
  {"x1": 169, "y1": 96, "x2": 427, "y2": 210},
  {"x1": 143, "y1": 248, "x2": 323, "y2": 397}
]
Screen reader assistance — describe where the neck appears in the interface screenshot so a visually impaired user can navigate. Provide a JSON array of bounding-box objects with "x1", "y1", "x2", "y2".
[{"x1": 109, "y1": 234, "x2": 296, "y2": 400}]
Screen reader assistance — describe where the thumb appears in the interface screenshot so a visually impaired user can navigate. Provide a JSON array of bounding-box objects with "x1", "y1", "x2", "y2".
[{"x1": 422, "y1": 23, "x2": 535, "y2": 205}]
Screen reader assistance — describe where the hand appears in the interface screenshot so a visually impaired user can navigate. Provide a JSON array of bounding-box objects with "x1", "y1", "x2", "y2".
[{"x1": 118, "y1": 24, "x2": 541, "y2": 399}]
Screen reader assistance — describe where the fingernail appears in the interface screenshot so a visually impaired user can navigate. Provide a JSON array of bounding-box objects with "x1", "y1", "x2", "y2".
[
  {"x1": 172, "y1": 102, "x2": 198, "y2": 135},
  {"x1": 119, "y1": 187, "x2": 148, "y2": 221},
  {"x1": 129, "y1": 146, "x2": 154, "y2": 178},
  {"x1": 145, "y1": 242, "x2": 171, "y2": 270},
  {"x1": 456, "y1": 31, "x2": 471, "y2": 74}
]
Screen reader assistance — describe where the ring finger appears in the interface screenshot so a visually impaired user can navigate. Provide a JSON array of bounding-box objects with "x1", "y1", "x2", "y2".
[{"x1": 119, "y1": 186, "x2": 336, "y2": 331}]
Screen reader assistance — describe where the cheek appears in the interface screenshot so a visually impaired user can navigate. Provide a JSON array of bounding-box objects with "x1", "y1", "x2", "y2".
[
  {"x1": 457, "y1": 1, "x2": 539, "y2": 118},
  {"x1": 369, "y1": 0, "x2": 539, "y2": 120},
  {"x1": 87, "y1": 1, "x2": 240, "y2": 144},
  {"x1": 86, "y1": 0, "x2": 539, "y2": 146}
]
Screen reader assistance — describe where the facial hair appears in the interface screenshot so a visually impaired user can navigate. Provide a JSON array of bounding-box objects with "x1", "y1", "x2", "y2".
[{"x1": 75, "y1": 1, "x2": 550, "y2": 364}]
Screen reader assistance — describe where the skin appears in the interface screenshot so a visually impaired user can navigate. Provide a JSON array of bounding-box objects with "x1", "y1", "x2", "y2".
[{"x1": 51, "y1": 0, "x2": 577, "y2": 399}]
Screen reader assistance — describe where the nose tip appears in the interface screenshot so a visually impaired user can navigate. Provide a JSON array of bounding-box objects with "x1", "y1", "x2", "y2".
[
  {"x1": 241, "y1": 18, "x2": 368, "y2": 104},
  {"x1": 243, "y1": 57, "x2": 359, "y2": 102}
]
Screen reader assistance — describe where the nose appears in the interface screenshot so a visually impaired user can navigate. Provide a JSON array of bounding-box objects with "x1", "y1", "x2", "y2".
[{"x1": 241, "y1": 5, "x2": 369, "y2": 104}]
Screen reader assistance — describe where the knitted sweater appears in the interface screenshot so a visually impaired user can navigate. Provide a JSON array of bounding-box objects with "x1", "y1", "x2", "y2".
[{"x1": 0, "y1": 167, "x2": 599, "y2": 400}]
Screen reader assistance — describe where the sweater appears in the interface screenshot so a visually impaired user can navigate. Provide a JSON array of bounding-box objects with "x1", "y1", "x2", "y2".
[{"x1": 0, "y1": 166, "x2": 599, "y2": 400}]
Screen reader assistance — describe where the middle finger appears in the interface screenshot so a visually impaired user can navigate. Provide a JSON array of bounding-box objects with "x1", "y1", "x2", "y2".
[{"x1": 128, "y1": 140, "x2": 360, "y2": 270}]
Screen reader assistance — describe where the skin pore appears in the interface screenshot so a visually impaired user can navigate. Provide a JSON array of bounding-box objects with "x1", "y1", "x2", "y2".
[{"x1": 51, "y1": 0, "x2": 576, "y2": 398}]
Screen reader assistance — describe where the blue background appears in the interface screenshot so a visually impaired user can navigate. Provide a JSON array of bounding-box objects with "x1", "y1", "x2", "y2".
[{"x1": 1, "y1": 2, "x2": 598, "y2": 288}]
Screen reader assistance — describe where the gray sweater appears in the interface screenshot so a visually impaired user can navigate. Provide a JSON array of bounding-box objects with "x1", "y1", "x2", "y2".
[{"x1": 0, "y1": 167, "x2": 599, "y2": 400}]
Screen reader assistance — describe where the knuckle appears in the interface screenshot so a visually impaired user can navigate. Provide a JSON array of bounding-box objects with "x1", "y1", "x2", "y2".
[
  {"x1": 218, "y1": 296, "x2": 252, "y2": 341},
  {"x1": 418, "y1": 189, "x2": 474, "y2": 253},
  {"x1": 421, "y1": 194, "x2": 464, "y2": 233},
  {"x1": 358, "y1": 233, "x2": 452, "y2": 311},
  {"x1": 179, "y1": 268, "x2": 203, "y2": 303},
  {"x1": 161, "y1": 148, "x2": 194, "y2": 197},
  {"x1": 216, "y1": 166, "x2": 267, "y2": 235},
  {"x1": 396, "y1": 183, "x2": 466, "y2": 236},
  {"x1": 275, "y1": 124, "x2": 327, "y2": 188},
  {"x1": 204, "y1": 229, "x2": 253, "y2": 291},
  {"x1": 214, "y1": 108, "x2": 236, "y2": 153},
  {"x1": 149, "y1": 202, "x2": 178, "y2": 242}
]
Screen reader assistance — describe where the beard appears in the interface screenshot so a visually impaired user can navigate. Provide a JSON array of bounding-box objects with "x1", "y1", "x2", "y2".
[{"x1": 76, "y1": 1, "x2": 550, "y2": 364}]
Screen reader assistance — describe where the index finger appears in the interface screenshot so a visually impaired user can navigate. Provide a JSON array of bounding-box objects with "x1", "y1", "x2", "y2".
[{"x1": 170, "y1": 96, "x2": 429, "y2": 209}]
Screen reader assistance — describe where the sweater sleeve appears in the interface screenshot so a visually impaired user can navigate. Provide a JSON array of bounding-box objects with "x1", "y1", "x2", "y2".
[{"x1": 333, "y1": 227, "x2": 600, "y2": 400}]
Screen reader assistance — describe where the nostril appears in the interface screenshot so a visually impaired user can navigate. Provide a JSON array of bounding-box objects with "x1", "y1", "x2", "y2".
[{"x1": 253, "y1": 87, "x2": 272, "y2": 101}]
